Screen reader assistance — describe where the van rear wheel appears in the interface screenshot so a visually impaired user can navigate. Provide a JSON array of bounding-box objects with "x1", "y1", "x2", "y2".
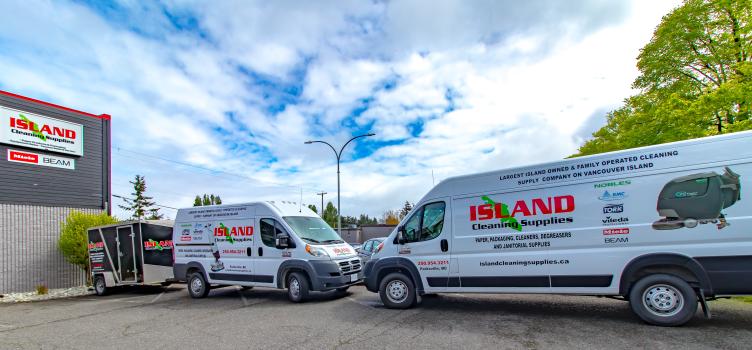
[
  {"x1": 188, "y1": 272, "x2": 210, "y2": 298},
  {"x1": 379, "y1": 273, "x2": 416, "y2": 309},
  {"x1": 629, "y1": 274, "x2": 698, "y2": 326}
]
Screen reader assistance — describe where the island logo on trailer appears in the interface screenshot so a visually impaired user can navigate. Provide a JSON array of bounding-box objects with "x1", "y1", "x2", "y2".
[{"x1": 1, "y1": 106, "x2": 84, "y2": 156}]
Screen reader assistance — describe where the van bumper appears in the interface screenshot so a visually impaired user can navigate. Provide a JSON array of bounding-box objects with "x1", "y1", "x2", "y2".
[
  {"x1": 364, "y1": 259, "x2": 379, "y2": 293},
  {"x1": 308, "y1": 260, "x2": 364, "y2": 291}
]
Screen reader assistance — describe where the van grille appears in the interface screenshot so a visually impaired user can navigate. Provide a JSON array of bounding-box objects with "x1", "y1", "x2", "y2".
[{"x1": 338, "y1": 258, "x2": 361, "y2": 275}]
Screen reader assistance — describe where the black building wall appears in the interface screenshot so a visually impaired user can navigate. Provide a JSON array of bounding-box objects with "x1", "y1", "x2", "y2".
[{"x1": 0, "y1": 91, "x2": 110, "y2": 210}]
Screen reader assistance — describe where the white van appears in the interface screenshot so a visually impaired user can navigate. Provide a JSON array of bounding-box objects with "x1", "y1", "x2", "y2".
[
  {"x1": 173, "y1": 201, "x2": 362, "y2": 302},
  {"x1": 364, "y1": 131, "x2": 752, "y2": 326}
]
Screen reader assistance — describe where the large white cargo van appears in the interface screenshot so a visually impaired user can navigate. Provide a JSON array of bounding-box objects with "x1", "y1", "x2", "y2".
[
  {"x1": 173, "y1": 201, "x2": 362, "y2": 302},
  {"x1": 364, "y1": 131, "x2": 752, "y2": 326}
]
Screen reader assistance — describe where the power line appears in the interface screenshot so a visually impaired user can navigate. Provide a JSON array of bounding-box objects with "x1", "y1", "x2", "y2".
[
  {"x1": 113, "y1": 146, "x2": 323, "y2": 193},
  {"x1": 112, "y1": 194, "x2": 178, "y2": 211}
]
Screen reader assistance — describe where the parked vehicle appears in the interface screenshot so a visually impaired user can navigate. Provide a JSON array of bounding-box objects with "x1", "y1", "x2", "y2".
[
  {"x1": 351, "y1": 243, "x2": 363, "y2": 251},
  {"x1": 88, "y1": 220, "x2": 176, "y2": 296},
  {"x1": 364, "y1": 131, "x2": 752, "y2": 326},
  {"x1": 357, "y1": 237, "x2": 386, "y2": 263},
  {"x1": 172, "y1": 201, "x2": 362, "y2": 302}
]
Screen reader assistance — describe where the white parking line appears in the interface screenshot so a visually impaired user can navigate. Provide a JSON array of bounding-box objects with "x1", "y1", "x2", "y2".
[
  {"x1": 149, "y1": 292, "x2": 165, "y2": 304},
  {"x1": 0, "y1": 324, "x2": 13, "y2": 329},
  {"x1": 346, "y1": 297, "x2": 379, "y2": 308}
]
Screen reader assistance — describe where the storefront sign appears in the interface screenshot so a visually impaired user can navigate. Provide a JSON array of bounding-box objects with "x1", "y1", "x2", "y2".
[
  {"x1": 1, "y1": 106, "x2": 84, "y2": 156},
  {"x1": 7, "y1": 149, "x2": 75, "y2": 170}
]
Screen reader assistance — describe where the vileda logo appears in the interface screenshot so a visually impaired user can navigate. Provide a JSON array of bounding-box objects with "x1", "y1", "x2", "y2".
[
  {"x1": 603, "y1": 228, "x2": 629, "y2": 235},
  {"x1": 602, "y1": 217, "x2": 629, "y2": 225},
  {"x1": 598, "y1": 191, "x2": 627, "y2": 201},
  {"x1": 603, "y1": 203, "x2": 623, "y2": 214},
  {"x1": 594, "y1": 180, "x2": 631, "y2": 189}
]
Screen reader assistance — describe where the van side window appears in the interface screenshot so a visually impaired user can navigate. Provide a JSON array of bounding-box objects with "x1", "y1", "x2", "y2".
[
  {"x1": 402, "y1": 201, "x2": 446, "y2": 243},
  {"x1": 420, "y1": 202, "x2": 446, "y2": 241},
  {"x1": 403, "y1": 207, "x2": 423, "y2": 242},
  {"x1": 260, "y1": 219, "x2": 285, "y2": 247}
]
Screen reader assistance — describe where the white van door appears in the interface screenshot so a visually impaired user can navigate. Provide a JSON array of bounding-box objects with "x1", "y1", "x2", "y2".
[
  {"x1": 253, "y1": 217, "x2": 287, "y2": 287},
  {"x1": 398, "y1": 200, "x2": 452, "y2": 292},
  {"x1": 205, "y1": 219, "x2": 255, "y2": 285}
]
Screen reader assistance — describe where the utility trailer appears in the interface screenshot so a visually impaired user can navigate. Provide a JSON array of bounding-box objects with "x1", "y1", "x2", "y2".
[{"x1": 88, "y1": 220, "x2": 176, "y2": 295}]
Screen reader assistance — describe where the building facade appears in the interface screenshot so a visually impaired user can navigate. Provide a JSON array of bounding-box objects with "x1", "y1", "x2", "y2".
[{"x1": 0, "y1": 90, "x2": 110, "y2": 294}]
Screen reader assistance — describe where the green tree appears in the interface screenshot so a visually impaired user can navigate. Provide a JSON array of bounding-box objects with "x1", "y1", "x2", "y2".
[
  {"x1": 577, "y1": 0, "x2": 752, "y2": 156},
  {"x1": 58, "y1": 211, "x2": 118, "y2": 283},
  {"x1": 193, "y1": 193, "x2": 223, "y2": 206},
  {"x1": 399, "y1": 201, "x2": 414, "y2": 220},
  {"x1": 119, "y1": 175, "x2": 163, "y2": 219},
  {"x1": 358, "y1": 214, "x2": 378, "y2": 225},
  {"x1": 307, "y1": 204, "x2": 318, "y2": 214},
  {"x1": 322, "y1": 201, "x2": 338, "y2": 228}
]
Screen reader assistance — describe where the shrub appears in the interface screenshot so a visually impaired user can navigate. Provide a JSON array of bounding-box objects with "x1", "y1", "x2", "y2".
[
  {"x1": 59, "y1": 211, "x2": 118, "y2": 283},
  {"x1": 36, "y1": 285, "x2": 49, "y2": 295}
]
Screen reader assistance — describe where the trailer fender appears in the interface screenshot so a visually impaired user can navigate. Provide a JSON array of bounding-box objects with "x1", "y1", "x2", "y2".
[{"x1": 619, "y1": 253, "x2": 713, "y2": 296}]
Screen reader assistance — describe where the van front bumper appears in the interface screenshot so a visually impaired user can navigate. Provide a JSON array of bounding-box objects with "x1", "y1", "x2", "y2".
[{"x1": 308, "y1": 259, "x2": 363, "y2": 291}]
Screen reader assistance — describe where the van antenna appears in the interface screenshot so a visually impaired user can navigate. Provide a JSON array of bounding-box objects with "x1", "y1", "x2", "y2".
[
  {"x1": 432, "y1": 169, "x2": 435, "y2": 186},
  {"x1": 299, "y1": 186, "x2": 302, "y2": 212}
]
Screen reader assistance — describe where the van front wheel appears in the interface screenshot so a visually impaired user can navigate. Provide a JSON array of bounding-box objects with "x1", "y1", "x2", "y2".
[
  {"x1": 287, "y1": 272, "x2": 310, "y2": 303},
  {"x1": 188, "y1": 272, "x2": 210, "y2": 298},
  {"x1": 379, "y1": 273, "x2": 416, "y2": 309},
  {"x1": 629, "y1": 274, "x2": 698, "y2": 326}
]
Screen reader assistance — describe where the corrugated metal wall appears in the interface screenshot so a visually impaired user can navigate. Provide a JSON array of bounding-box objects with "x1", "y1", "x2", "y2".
[{"x1": 0, "y1": 203, "x2": 101, "y2": 294}]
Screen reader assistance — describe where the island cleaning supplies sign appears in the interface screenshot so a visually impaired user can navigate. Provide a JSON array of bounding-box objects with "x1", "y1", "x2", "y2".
[{"x1": 1, "y1": 106, "x2": 84, "y2": 156}]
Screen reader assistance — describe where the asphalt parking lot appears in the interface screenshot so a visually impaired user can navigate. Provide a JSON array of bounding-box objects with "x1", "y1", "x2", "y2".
[{"x1": 1, "y1": 285, "x2": 751, "y2": 350}]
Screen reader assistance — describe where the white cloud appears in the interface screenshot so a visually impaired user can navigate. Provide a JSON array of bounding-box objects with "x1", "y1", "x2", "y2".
[{"x1": 0, "y1": 0, "x2": 681, "y2": 220}]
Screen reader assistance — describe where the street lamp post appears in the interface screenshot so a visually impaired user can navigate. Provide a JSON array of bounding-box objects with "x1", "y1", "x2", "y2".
[{"x1": 305, "y1": 133, "x2": 375, "y2": 235}]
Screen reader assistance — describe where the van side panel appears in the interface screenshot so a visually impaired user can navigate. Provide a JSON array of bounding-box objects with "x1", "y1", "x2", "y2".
[{"x1": 446, "y1": 137, "x2": 752, "y2": 295}]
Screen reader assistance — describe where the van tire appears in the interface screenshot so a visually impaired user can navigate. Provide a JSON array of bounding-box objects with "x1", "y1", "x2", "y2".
[
  {"x1": 629, "y1": 274, "x2": 698, "y2": 326},
  {"x1": 379, "y1": 273, "x2": 416, "y2": 309},
  {"x1": 188, "y1": 272, "x2": 210, "y2": 298},
  {"x1": 93, "y1": 275, "x2": 108, "y2": 296},
  {"x1": 287, "y1": 272, "x2": 309, "y2": 303}
]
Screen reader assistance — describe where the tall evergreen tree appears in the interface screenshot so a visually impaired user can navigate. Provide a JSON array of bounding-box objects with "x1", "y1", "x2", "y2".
[{"x1": 119, "y1": 175, "x2": 163, "y2": 220}]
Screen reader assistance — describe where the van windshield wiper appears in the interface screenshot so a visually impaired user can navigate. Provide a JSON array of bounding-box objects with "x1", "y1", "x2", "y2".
[
  {"x1": 321, "y1": 239, "x2": 344, "y2": 244},
  {"x1": 300, "y1": 237, "x2": 320, "y2": 243}
]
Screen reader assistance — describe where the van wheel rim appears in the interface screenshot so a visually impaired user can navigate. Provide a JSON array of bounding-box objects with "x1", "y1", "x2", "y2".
[
  {"x1": 190, "y1": 278, "x2": 203, "y2": 294},
  {"x1": 643, "y1": 284, "x2": 683, "y2": 317},
  {"x1": 386, "y1": 280, "x2": 408, "y2": 303},
  {"x1": 290, "y1": 278, "x2": 300, "y2": 298}
]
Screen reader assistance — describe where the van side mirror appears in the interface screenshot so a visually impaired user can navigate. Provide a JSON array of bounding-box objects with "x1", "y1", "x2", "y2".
[
  {"x1": 396, "y1": 227, "x2": 407, "y2": 245},
  {"x1": 276, "y1": 233, "x2": 291, "y2": 249}
]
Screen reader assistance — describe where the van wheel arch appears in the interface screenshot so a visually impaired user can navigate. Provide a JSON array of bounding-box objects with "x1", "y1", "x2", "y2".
[
  {"x1": 372, "y1": 258, "x2": 425, "y2": 295},
  {"x1": 620, "y1": 253, "x2": 712, "y2": 297},
  {"x1": 282, "y1": 268, "x2": 312, "y2": 289}
]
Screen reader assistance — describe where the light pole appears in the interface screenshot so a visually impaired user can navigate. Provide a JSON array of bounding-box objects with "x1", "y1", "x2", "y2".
[{"x1": 305, "y1": 133, "x2": 375, "y2": 235}]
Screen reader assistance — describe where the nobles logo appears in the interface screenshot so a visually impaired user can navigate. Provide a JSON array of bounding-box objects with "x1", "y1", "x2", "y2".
[{"x1": 594, "y1": 180, "x2": 631, "y2": 189}]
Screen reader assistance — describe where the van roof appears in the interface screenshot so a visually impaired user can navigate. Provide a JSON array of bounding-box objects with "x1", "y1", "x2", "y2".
[
  {"x1": 421, "y1": 130, "x2": 752, "y2": 202},
  {"x1": 174, "y1": 200, "x2": 319, "y2": 222}
]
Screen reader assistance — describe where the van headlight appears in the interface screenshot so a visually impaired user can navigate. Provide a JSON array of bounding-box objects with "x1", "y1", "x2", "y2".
[{"x1": 305, "y1": 244, "x2": 329, "y2": 257}]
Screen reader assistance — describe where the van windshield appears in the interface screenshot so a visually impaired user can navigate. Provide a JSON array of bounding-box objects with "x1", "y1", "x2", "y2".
[{"x1": 283, "y1": 216, "x2": 344, "y2": 245}]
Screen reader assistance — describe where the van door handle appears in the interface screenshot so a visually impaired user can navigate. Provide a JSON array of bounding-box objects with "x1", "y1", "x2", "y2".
[
  {"x1": 247, "y1": 247, "x2": 253, "y2": 257},
  {"x1": 440, "y1": 239, "x2": 448, "y2": 252},
  {"x1": 258, "y1": 247, "x2": 263, "y2": 257}
]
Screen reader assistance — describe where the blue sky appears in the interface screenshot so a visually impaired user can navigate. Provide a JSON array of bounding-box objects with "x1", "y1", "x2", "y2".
[{"x1": 0, "y1": 0, "x2": 680, "y2": 219}]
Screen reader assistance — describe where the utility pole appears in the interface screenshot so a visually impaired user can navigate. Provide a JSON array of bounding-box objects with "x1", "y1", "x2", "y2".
[{"x1": 316, "y1": 191, "x2": 327, "y2": 217}]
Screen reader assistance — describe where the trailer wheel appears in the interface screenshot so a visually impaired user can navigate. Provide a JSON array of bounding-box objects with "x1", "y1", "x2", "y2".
[
  {"x1": 379, "y1": 273, "x2": 417, "y2": 309},
  {"x1": 629, "y1": 274, "x2": 698, "y2": 326},
  {"x1": 287, "y1": 272, "x2": 309, "y2": 303},
  {"x1": 188, "y1": 272, "x2": 210, "y2": 298},
  {"x1": 93, "y1": 275, "x2": 108, "y2": 296}
]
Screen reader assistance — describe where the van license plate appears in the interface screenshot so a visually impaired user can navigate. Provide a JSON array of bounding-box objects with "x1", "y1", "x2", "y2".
[{"x1": 350, "y1": 274, "x2": 358, "y2": 282}]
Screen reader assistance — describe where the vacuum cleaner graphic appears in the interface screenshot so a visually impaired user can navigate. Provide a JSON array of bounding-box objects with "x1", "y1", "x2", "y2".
[{"x1": 652, "y1": 167, "x2": 741, "y2": 230}]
